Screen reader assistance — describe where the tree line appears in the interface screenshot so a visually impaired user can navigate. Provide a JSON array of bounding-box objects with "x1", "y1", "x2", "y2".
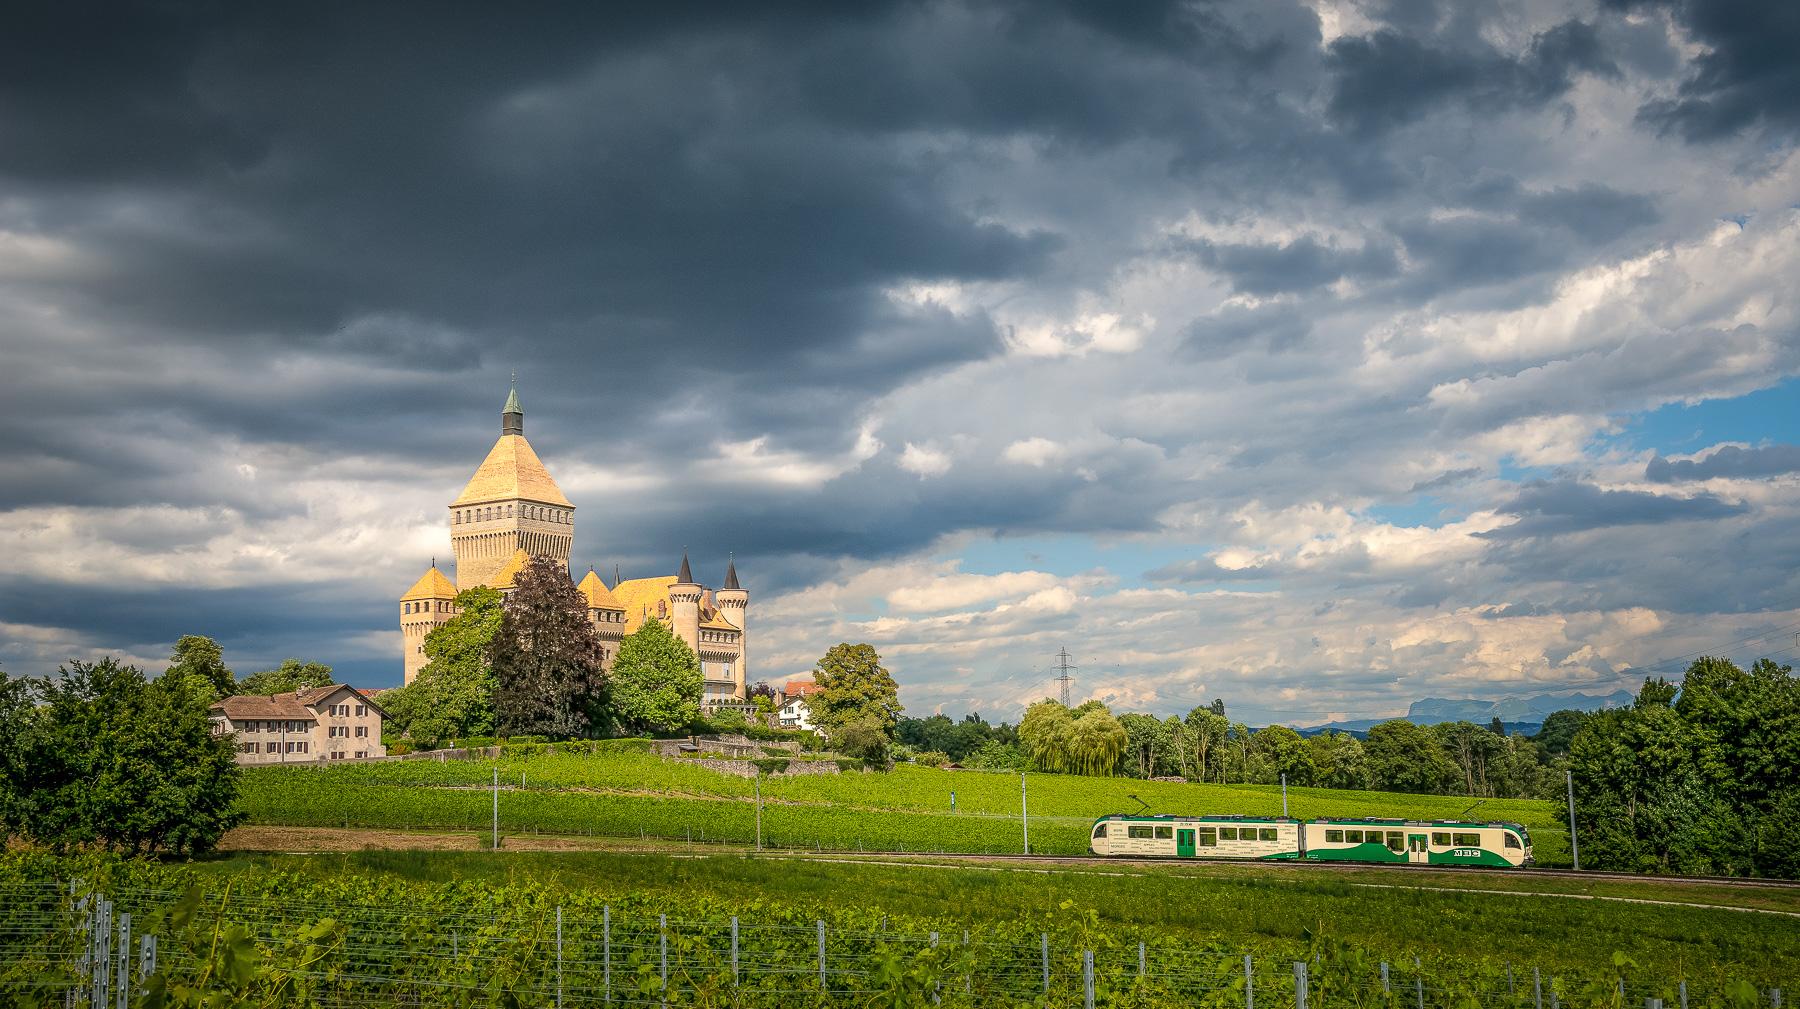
[{"x1": 899, "y1": 699, "x2": 1571, "y2": 800}]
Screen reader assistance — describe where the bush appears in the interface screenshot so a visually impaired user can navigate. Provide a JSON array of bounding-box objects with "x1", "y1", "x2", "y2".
[
  {"x1": 832, "y1": 721, "x2": 891, "y2": 764},
  {"x1": 834, "y1": 758, "x2": 866, "y2": 772},
  {"x1": 386, "y1": 740, "x2": 415, "y2": 756},
  {"x1": 913, "y1": 750, "x2": 951, "y2": 768},
  {"x1": 750, "y1": 758, "x2": 791, "y2": 775}
]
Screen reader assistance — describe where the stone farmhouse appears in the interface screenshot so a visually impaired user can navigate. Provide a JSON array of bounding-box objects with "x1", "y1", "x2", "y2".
[{"x1": 209, "y1": 685, "x2": 387, "y2": 765}]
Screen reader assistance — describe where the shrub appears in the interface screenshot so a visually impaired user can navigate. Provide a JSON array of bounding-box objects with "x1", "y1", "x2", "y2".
[
  {"x1": 834, "y1": 758, "x2": 866, "y2": 772},
  {"x1": 832, "y1": 721, "x2": 891, "y2": 764},
  {"x1": 913, "y1": 750, "x2": 951, "y2": 768},
  {"x1": 751, "y1": 758, "x2": 791, "y2": 775}
]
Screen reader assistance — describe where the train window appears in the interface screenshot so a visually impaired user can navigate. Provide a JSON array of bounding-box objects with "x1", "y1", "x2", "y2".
[
  {"x1": 1504, "y1": 833, "x2": 1522, "y2": 849},
  {"x1": 1431, "y1": 832, "x2": 1451, "y2": 846},
  {"x1": 1155, "y1": 826, "x2": 1173, "y2": 840},
  {"x1": 1325, "y1": 830, "x2": 1344, "y2": 843},
  {"x1": 1345, "y1": 830, "x2": 1364, "y2": 843},
  {"x1": 1219, "y1": 827, "x2": 1237, "y2": 840},
  {"x1": 1260, "y1": 828, "x2": 1278, "y2": 841},
  {"x1": 1128, "y1": 825, "x2": 1154, "y2": 839},
  {"x1": 1386, "y1": 832, "x2": 1404, "y2": 851},
  {"x1": 1093, "y1": 824, "x2": 1108, "y2": 839},
  {"x1": 1453, "y1": 833, "x2": 1481, "y2": 847},
  {"x1": 1198, "y1": 829, "x2": 1217, "y2": 846}
]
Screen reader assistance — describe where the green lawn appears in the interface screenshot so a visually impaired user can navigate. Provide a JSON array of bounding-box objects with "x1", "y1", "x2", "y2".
[{"x1": 238, "y1": 746, "x2": 1571, "y2": 862}]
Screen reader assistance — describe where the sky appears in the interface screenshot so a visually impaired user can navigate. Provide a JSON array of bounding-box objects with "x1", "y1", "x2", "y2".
[{"x1": 2, "y1": 0, "x2": 1798, "y2": 726}]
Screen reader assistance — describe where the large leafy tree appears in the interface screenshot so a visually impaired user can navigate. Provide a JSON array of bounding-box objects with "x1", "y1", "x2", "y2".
[
  {"x1": 1250, "y1": 724, "x2": 1316, "y2": 786},
  {"x1": 1307, "y1": 731, "x2": 1369, "y2": 790},
  {"x1": 1020, "y1": 700, "x2": 1074, "y2": 772},
  {"x1": 20, "y1": 657, "x2": 243, "y2": 854},
  {"x1": 1182, "y1": 707, "x2": 1230, "y2": 783},
  {"x1": 1067, "y1": 705, "x2": 1128, "y2": 777},
  {"x1": 609, "y1": 615, "x2": 703, "y2": 735},
  {"x1": 491, "y1": 556, "x2": 608, "y2": 738},
  {"x1": 810, "y1": 643, "x2": 902, "y2": 738},
  {"x1": 1435, "y1": 720, "x2": 1509, "y2": 796},
  {"x1": 1118, "y1": 712, "x2": 1177, "y2": 778},
  {"x1": 165, "y1": 635, "x2": 235, "y2": 702},
  {"x1": 237, "y1": 658, "x2": 334, "y2": 695},
  {"x1": 1532, "y1": 709, "x2": 1589, "y2": 756},
  {"x1": 384, "y1": 586, "x2": 503, "y2": 748},
  {"x1": 1364, "y1": 719, "x2": 1457, "y2": 794}
]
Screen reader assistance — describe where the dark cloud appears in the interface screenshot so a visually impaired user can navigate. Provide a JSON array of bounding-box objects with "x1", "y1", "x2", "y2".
[
  {"x1": 1325, "y1": 20, "x2": 1616, "y2": 136},
  {"x1": 1607, "y1": 0, "x2": 1800, "y2": 141},
  {"x1": 1481, "y1": 479, "x2": 1746, "y2": 539},
  {"x1": 1180, "y1": 235, "x2": 1400, "y2": 295},
  {"x1": 1647, "y1": 443, "x2": 1800, "y2": 482}
]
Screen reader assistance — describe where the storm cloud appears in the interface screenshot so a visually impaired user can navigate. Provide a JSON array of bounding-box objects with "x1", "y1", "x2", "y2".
[{"x1": 2, "y1": 0, "x2": 1797, "y2": 722}]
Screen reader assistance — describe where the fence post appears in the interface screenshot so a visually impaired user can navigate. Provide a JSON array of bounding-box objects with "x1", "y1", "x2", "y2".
[
  {"x1": 138, "y1": 934, "x2": 156, "y2": 989},
  {"x1": 1382, "y1": 962, "x2": 1390, "y2": 995},
  {"x1": 1295, "y1": 961, "x2": 1310, "y2": 1009},
  {"x1": 964, "y1": 929, "x2": 972, "y2": 994},
  {"x1": 1552, "y1": 979, "x2": 1560, "y2": 1009},
  {"x1": 1508, "y1": 965, "x2": 1515, "y2": 997},
  {"x1": 730, "y1": 916, "x2": 739, "y2": 987},
  {"x1": 1647, "y1": 999, "x2": 1663, "y2": 1009},
  {"x1": 817, "y1": 920, "x2": 827, "y2": 993},
  {"x1": 1083, "y1": 950, "x2": 1095, "y2": 1009},
  {"x1": 603, "y1": 905, "x2": 611, "y2": 1004},
  {"x1": 1138, "y1": 941, "x2": 1146, "y2": 981},
  {"x1": 1043, "y1": 935, "x2": 1051, "y2": 996},
  {"x1": 1679, "y1": 982, "x2": 1688, "y2": 1009},
  {"x1": 1245, "y1": 955, "x2": 1254, "y2": 1009},
  {"x1": 1416, "y1": 974, "x2": 1425, "y2": 1009},
  {"x1": 1772, "y1": 989, "x2": 1782, "y2": 1009},
  {"x1": 114, "y1": 912, "x2": 131, "y2": 1009},
  {"x1": 1535, "y1": 968, "x2": 1543, "y2": 1009},
  {"x1": 659, "y1": 913, "x2": 669, "y2": 1004},
  {"x1": 930, "y1": 932, "x2": 941, "y2": 1005},
  {"x1": 555, "y1": 905, "x2": 563, "y2": 1009}
]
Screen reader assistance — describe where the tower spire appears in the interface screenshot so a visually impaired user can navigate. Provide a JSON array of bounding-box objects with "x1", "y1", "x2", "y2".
[
  {"x1": 677, "y1": 548, "x2": 694, "y2": 584},
  {"x1": 723, "y1": 552, "x2": 741, "y2": 590},
  {"x1": 502, "y1": 373, "x2": 523, "y2": 435}
]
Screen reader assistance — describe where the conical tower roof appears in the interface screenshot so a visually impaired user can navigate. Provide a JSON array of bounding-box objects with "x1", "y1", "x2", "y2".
[
  {"x1": 401, "y1": 564, "x2": 459, "y2": 601},
  {"x1": 492, "y1": 548, "x2": 533, "y2": 589},
  {"x1": 723, "y1": 555, "x2": 741, "y2": 591},
  {"x1": 677, "y1": 550, "x2": 694, "y2": 584},
  {"x1": 452, "y1": 431, "x2": 572, "y2": 507},
  {"x1": 578, "y1": 567, "x2": 623, "y2": 610}
]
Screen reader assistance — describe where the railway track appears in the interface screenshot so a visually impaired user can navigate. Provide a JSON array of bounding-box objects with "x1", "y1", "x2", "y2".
[{"x1": 752, "y1": 848, "x2": 1800, "y2": 889}]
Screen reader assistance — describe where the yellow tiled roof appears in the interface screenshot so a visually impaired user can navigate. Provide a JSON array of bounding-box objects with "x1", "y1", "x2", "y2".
[
  {"x1": 613, "y1": 575, "x2": 676, "y2": 634},
  {"x1": 492, "y1": 548, "x2": 533, "y2": 589},
  {"x1": 577, "y1": 569, "x2": 623, "y2": 610},
  {"x1": 401, "y1": 566, "x2": 458, "y2": 601},
  {"x1": 701, "y1": 607, "x2": 739, "y2": 631},
  {"x1": 451, "y1": 434, "x2": 573, "y2": 508}
]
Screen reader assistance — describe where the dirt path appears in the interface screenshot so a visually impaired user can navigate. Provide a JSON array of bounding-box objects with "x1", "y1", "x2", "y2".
[{"x1": 219, "y1": 824, "x2": 742, "y2": 853}]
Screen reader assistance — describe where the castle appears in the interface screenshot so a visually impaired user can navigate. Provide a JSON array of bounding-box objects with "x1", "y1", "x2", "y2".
[{"x1": 399, "y1": 387, "x2": 749, "y2": 708}]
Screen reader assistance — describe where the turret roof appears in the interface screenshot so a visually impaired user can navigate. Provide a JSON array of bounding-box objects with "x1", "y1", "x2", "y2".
[
  {"x1": 578, "y1": 568, "x2": 623, "y2": 610},
  {"x1": 491, "y1": 548, "x2": 533, "y2": 589},
  {"x1": 723, "y1": 555, "x2": 741, "y2": 591},
  {"x1": 401, "y1": 565, "x2": 458, "y2": 601},
  {"x1": 452, "y1": 433, "x2": 573, "y2": 508},
  {"x1": 677, "y1": 550, "x2": 694, "y2": 584},
  {"x1": 503, "y1": 385, "x2": 522, "y2": 415}
]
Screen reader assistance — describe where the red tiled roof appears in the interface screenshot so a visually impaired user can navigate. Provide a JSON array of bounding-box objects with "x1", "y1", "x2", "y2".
[{"x1": 784, "y1": 679, "x2": 820, "y2": 696}]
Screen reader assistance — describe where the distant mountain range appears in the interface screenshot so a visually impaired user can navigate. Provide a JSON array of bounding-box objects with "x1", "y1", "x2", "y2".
[{"x1": 1291, "y1": 689, "x2": 1634, "y2": 737}]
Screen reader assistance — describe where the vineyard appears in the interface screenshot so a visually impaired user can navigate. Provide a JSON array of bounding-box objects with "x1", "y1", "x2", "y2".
[
  {"x1": 234, "y1": 743, "x2": 1571, "y2": 861},
  {"x1": 3, "y1": 851, "x2": 1793, "y2": 1007}
]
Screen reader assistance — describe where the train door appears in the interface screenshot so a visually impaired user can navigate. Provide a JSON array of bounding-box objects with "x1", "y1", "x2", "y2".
[
  {"x1": 1177, "y1": 829, "x2": 1196, "y2": 857},
  {"x1": 1407, "y1": 834, "x2": 1428, "y2": 864}
]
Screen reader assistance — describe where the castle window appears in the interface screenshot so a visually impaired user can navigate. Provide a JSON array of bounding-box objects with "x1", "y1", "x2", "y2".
[{"x1": 658, "y1": 600, "x2": 666, "y2": 618}]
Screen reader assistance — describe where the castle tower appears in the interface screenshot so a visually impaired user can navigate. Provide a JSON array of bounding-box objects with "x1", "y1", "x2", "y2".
[
  {"x1": 669, "y1": 550, "x2": 702, "y2": 653},
  {"x1": 714, "y1": 555, "x2": 748, "y2": 698},
  {"x1": 449, "y1": 383, "x2": 573, "y2": 590},
  {"x1": 399, "y1": 562, "x2": 457, "y2": 685},
  {"x1": 577, "y1": 566, "x2": 627, "y2": 670}
]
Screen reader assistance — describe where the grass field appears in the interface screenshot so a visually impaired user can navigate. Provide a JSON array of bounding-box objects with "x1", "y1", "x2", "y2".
[{"x1": 237, "y1": 745, "x2": 1572, "y2": 863}]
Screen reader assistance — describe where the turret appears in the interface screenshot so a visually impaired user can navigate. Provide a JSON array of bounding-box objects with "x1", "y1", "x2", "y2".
[
  {"x1": 669, "y1": 549, "x2": 703, "y2": 652},
  {"x1": 714, "y1": 554, "x2": 749, "y2": 696},
  {"x1": 502, "y1": 382, "x2": 523, "y2": 436}
]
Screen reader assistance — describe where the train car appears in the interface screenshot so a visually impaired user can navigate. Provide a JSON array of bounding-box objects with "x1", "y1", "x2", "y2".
[
  {"x1": 1089, "y1": 813, "x2": 1533, "y2": 867},
  {"x1": 1300, "y1": 818, "x2": 1532, "y2": 867},
  {"x1": 1088, "y1": 814, "x2": 1302, "y2": 859}
]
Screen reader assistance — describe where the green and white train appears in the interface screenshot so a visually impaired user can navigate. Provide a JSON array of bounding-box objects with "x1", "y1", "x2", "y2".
[{"x1": 1088, "y1": 814, "x2": 1533, "y2": 867}]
